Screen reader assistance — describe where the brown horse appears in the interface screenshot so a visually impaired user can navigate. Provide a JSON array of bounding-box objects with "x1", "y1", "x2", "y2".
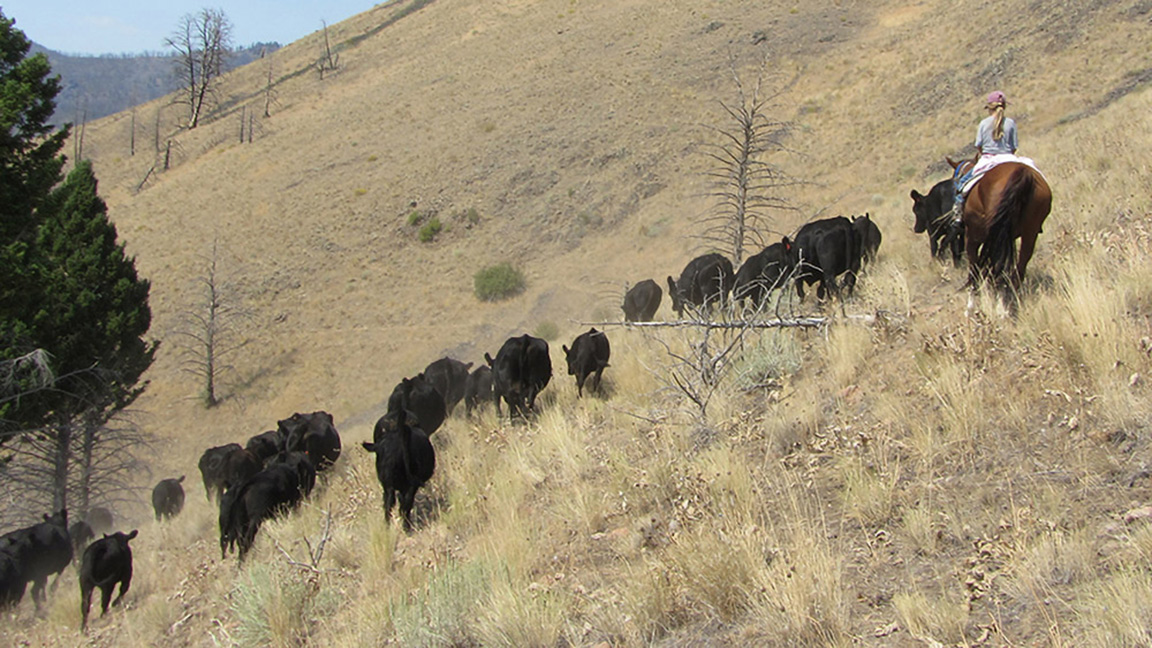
[{"x1": 951, "y1": 159, "x2": 1052, "y2": 292}]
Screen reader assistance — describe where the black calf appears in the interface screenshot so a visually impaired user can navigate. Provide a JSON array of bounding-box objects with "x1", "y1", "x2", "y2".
[{"x1": 79, "y1": 530, "x2": 137, "y2": 631}]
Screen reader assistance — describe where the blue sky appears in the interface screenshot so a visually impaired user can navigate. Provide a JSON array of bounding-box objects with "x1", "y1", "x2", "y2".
[{"x1": 2, "y1": 2, "x2": 381, "y2": 55}]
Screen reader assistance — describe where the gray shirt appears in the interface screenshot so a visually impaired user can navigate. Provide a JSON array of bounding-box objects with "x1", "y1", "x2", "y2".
[{"x1": 975, "y1": 115, "x2": 1017, "y2": 155}]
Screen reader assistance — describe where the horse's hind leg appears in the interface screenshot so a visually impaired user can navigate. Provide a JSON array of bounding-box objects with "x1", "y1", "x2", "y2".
[
  {"x1": 965, "y1": 235, "x2": 982, "y2": 288},
  {"x1": 1016, "y1": 232, "x2": 1038, "y2": 287}
]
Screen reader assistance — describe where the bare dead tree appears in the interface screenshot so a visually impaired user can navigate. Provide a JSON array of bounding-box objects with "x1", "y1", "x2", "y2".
[
  {"x1": 173, "y1": 238, "x2": 251, "y2": 407},
  {"x1": 699, "y1": 52, "x2": 801, "y2": 267},
  {"x1": 0, "y1": 356, "x2": 153, "y2": 526},
  {"x1": 0, "y1": 349, "x2": 55, "y2": 402},
  {"x1": 154, "y1": 104, "x2": 164, "y2": 153},
  {"x1": 1, "y1": 408, "x2": 153, "y2": 528},
  {"x1": 165, "y1": 8, "x2": 234, "y2": 129},
  {"x1": 263, "y1": 58, "x2": 278, "y2": 118},
  {"x1": 73, "y1": 97, "x2": 88, "y2": 162},
  {"x1": 317, "y1": 20, "x2": 340, "y2": 79},
  {"x1": 70, "y1": 412, "x2": 152, "y2": 520}
]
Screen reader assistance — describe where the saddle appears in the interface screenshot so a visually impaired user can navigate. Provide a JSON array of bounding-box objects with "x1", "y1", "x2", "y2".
[{"x1": 955, "y1": 154, "x2": 1045, "y2": 196}]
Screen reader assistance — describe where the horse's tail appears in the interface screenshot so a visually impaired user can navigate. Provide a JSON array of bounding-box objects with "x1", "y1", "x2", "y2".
[{"x1": 978, "y1": 167, "x2": 1033, "y2": 280}]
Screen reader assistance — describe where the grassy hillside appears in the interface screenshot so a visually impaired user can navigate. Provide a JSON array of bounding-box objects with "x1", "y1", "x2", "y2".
[{"x1": 5, "y1": 0, "x2": 1152, "y2": 645}]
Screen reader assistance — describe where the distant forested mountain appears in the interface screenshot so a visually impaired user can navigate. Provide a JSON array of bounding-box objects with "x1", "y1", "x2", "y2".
[{"x1": 32, "y1": 43, "x2": 281, "y2": 128}]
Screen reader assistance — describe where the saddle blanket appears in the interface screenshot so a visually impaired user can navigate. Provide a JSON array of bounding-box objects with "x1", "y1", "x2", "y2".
[{"x1": 962, "y1": 153, "x2": 1045, "y2": 194}]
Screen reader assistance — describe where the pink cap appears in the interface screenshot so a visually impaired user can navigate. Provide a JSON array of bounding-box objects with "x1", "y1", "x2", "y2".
[{"x1": 986, "y1": 90, "x2": 1007, "y2": 105}]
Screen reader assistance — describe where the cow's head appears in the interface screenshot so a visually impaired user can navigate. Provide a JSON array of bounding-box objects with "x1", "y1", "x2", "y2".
[
  {"x1": 910, "y1": 189, "x2": 929, "y2": 233},
  {"x1": 44, "y1": 508, "x2": 68, "y2": 527},
  {"x1": 666, "y1": 276, "x2": 683, "y2": 316},
  {"x1": 105, "y1": 529, "x2": 138, "y2": 545},
  {"x1": 780, "y1": 236, "x2": 798, "y2": 270},
  {"x1": 561, "y1": 344, "x2": 576, "y2": 375}
]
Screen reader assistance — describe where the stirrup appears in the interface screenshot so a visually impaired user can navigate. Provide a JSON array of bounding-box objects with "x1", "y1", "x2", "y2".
[{"x1": 948, "y1": 205, "x2": 963, "y2": 226}]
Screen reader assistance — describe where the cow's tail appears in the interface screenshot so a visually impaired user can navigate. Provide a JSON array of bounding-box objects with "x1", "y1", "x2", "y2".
[{"x1": 978, "y1": 167, "x2": 1032, "y2": 280}]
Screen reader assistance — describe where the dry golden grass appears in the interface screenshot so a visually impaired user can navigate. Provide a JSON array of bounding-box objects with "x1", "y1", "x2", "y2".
[{"x1": 6, "y1": 0, "x2": 1152, "y2": 645}]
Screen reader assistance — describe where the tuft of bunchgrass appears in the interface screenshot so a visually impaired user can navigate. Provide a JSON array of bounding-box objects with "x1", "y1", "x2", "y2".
[
  {"x1": 1074, "y1": 569, "x2": 1152, "y2": 647},
  {"x1": 892, "y1": 589, "x2": 970, "y2": 645}
]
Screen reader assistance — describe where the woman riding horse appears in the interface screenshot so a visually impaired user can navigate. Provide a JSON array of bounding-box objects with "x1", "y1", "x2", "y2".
[{"x1": 949, "y1": 91, "x2": 1051, "y2": 293}]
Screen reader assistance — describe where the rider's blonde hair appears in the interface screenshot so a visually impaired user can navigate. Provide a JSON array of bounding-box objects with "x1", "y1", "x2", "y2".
[{"x1": 987, "y1": 100, "x2": 1007, "y2": 141}]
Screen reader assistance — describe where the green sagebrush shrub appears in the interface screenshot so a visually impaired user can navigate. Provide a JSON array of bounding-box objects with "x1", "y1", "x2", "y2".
[{"x1": 474, "y1": 263, "x2": 525, "y2": 302}]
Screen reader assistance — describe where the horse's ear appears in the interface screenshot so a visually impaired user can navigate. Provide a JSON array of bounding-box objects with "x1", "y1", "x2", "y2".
[{"x1": 945, "y1": 156, "x2": 959, "y2": 169}]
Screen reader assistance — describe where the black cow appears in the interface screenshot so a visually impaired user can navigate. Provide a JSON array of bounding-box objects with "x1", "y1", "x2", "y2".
[
  {"x1": 563, "y1": 328, "x2": 611, "y2": 397},
  {"x1": 86, "y1": 507, "x2": 113, "y2": 535},
  {"x1": 852, "y1": 214, "x2": 883, "y2": 264},
  {"x1": 485, "y1": 334, "x2": 552, "y2": 418},
  {"x1": 0, "y1": 538, "x2": 28, "y2": 609},
  {"x1": 69, "y1": 521, "x2": 94, "y2": 562},
  {"x1": 224, "y1": 447, "x2": 263, "y2": 493},
  {"x1": 199, "y1": 443, "x2": 243, "y2": 502},
  {"x1": 151, "y1": 476, "x2": 186, "y2": 521},
  {"x1": 422, "y1": 357, "x2": 473, "y2": 415},
  {"x1": 218, "y1": 453, "x2": 316, "y2": 560},
  {"x1": 79, "y1": 529, "x2": 137, "y2": 631},
  {"x1": 622, "y1": 279, "x2": 662, "y2": 322},
  {"x1": 245, "y1": 429, "x2": 287, "y2": 465},
  {"x1": 667, "y1": 253, "x2": 734, "y2": 316},
  {"x1": 269, "y1": 450, "x2": 318, "y2": 499},
  {"x1": 0, "y1": 509, "x2": 73, "y2": 611},
  {"x1": 387, "y1": 374, "x2": 447, "y2": 435},
  {"x1": 279, "y1": 411, "x2": 342, "y2": 471},
  {"x1": 910, "y1": 180, "x2": 965, "y2": 265},
  {"x1": 463, "y1": 365, "x2": 494, "y2": 416},
  {"x1": 732, "y1": 238, "x2": 795, "y2": 309},
  {"x1": 362, "y1": 409, "x2": 436, "y2": 532},
  {"x1": 793, "y1": 216, "x2": 863, "y2": 301}
]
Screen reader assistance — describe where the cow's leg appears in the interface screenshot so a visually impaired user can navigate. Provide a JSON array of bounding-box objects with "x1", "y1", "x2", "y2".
[
  {"x1": 592, "y1": 367, "x2": 604, "y2": 393},
  {"x1": 49, "y1": 568, "x2": 64, "y2": 593},
  {"x1": 399, "y1": 487, "x2": 418, "y2": 533},
  {"x1": 112, "y1": 571, "x2": 131, "y2": 608},
  {"x1": 239, "y1": 518, "x2": 259, "y2": 561},
  {"x1": 30, "y1": 578, "x2": 45, "y2": 611},
  {"x1": 576, "y1": 374, "x2": 586, "y2": 398},
  {"x1": 80, "y1": 582, "x2": 94, "y2": 631},
  {"x1": 99, "y1": 583, "x2": 114, "y2": 615},
  {"x1": 383, "y1": 487, "x2": 397, "y2": 522}
]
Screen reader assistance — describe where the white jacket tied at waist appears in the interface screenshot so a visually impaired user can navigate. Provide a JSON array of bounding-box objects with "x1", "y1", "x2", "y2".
[{"x1": 961, "y1": 153, "x2": 1046, "y2": 194}]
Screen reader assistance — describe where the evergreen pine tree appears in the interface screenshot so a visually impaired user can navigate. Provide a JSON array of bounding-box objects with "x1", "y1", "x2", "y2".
[
  {"x1": 0, "y1": 10, "x2": 155, "y2": 515},
  {"x1": 34, "y1": 160, "x2": 157, "y2": 412},
  {"x1": 0, "y1": 9, "x2": 70, "y2": 434}
]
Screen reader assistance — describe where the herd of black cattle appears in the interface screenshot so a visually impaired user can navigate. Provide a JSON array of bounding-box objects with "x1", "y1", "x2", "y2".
[{"x1": 0, "y1": 209, "x2": 903, "y2": 629}]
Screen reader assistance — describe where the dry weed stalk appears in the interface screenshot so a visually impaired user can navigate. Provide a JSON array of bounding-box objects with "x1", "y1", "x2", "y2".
[{"x1": 273, "y1": 507, "x2": 337, "y2": 575}]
